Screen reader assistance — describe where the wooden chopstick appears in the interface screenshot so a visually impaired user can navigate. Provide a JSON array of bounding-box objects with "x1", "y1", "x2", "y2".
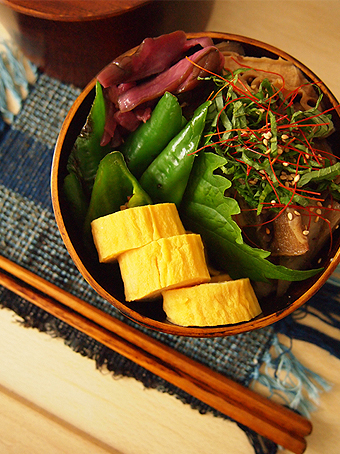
[{"x1": 0, "y1": 255, "x2": 311, "y2": 453}]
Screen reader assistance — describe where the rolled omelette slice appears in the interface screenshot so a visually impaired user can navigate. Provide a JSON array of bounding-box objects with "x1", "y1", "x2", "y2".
[
  {"x1": 162, "y1": 278, "x2": 262, "y2": 326},
  {"x1": 118, "y1": 233, "x2": 211, "y2": 301},
  {"x1": 91, "y1": 203, "x2": 186, "y2": 262}
]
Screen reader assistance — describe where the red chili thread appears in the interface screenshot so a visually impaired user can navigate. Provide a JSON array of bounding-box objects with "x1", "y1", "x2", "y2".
[{"x1": 186, "y1": 57, "x2": 340, "y2": 234}]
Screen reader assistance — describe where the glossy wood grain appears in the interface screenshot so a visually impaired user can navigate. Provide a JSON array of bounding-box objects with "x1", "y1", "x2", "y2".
[
  {"x1": 0, "y1": 254, "x2": 312, "y2": 454},
  {"x1": 2, "y1": 0, "x2": 153, "y2": 21},
  {"x1": 51, "y1": 32, "x2": 340, "y2": 338}
]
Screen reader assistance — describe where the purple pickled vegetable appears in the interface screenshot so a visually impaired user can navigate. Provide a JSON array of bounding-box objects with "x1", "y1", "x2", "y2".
[
  {"x1": 100, "y1": 101, "x2": 117, "y2": 146},
  {"x1": 183, "y1": 36, "x2": 214, "y2": 51},
  {"x1": 135, "y1": 106, "x2": 152, "y2": 123},
  {"x1": 101, "y1": 102, "x2": 152, "y2": 146},
  {"x1": 97, "y1": 30, "x2": 187, "y2": 88},
  {"x1": 114, "y1": 110, "x2": 140, "y2": 132},
  {"x1": 117, "y1": 46, "x2": 224, "y2": 112},
  {"x1": 98, "y1": 31, "x2": 225, "y2": 146},
  {"x1": 175, "y1": 45, "x2": 225, "y2": 93}
]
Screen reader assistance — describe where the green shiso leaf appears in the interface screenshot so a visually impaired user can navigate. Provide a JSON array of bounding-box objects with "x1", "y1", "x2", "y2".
[
  {"x1": 290, "y1": 91, "x2": 335, "y2": 139},
  {"x1": 180, "y1": 152, "x2": 322, "y2": 282},
  {"x1": 297, "y1": 162, "x2": 340, "y2": 187}
]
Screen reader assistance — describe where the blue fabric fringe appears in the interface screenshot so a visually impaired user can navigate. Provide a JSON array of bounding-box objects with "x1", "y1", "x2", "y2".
[
  {"x1": 248, "y1": 280, "x2": 340, "y2": 423},
  {"x1": 0, "y1": 40, "x2": 37, "y2": 123},
  {"x1": 250, "y1": 281, "x2": 340, "y2": 421},
  {"x1": 275, "y1": 282, "x2": 340, "y2": 359},
  {"x1": 251, "y1": 334, "x2": 332, "y2": 418}
]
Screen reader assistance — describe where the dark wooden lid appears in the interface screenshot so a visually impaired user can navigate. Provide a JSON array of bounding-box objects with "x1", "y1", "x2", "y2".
[{"x1": 2, "y1": 0, "x2": 152, "y2": 21}]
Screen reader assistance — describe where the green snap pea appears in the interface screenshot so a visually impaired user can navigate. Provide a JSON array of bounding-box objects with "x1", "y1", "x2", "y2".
[
  {"x1": 120, "y1": 92, "x2": 184, "y2": 178},
  {"x1": 139, "y1": 100, "x2": 211, "y2": 207},
  {"x1": 83, "y1": 151, "x2": 152, "y2": 241},
  {"x1": 63, "y1": 171, "x2": 88, "y2": 227},
  {"x1": 67, "y1": 81, "x2": 110, "y2": 196}
]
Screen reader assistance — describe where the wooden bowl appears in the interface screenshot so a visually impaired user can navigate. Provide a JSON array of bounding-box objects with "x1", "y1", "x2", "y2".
[{"x1": 51, "y1": 32, "x2": 340, "y2": 337}]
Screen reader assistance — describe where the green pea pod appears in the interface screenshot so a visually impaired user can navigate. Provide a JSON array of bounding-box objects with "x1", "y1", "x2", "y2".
[
  {"x1": 120, "y1": 92, "x2": 184, "y2": 178},
  {"x1": 139, "y1": 100, "x2": 211, "y2": 207},
  {"x1": 67, "y1": 81, "x2": 110, "y2": 196},
  {"x1": 63, "y1": 171, "x2": 88, "y2": 227},
  {"x1": 84, "y1": 151, "x2": 152, "y2": 240}
]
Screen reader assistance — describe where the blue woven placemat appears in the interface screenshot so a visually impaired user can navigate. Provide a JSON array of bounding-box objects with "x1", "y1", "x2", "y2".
[{"x1": 1, "y1": 70, "x2": 340, "y2": 454}]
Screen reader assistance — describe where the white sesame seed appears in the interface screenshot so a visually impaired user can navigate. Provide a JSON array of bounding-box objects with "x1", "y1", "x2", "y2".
[
  {"x1": 293, "y1": 174, "x2": 300, "y2": 183},
  {"x1": 283, "y1": 162, "x2": 289, "y2": 167},
  {"x1": 316, "y1": 209, "x2": 322, "y2": 215},
  {"x1": 281, "y1": 134, "x2": 289, "y2": 141},
  {"x1": 287, "y1": 212, "x2": 293, "y2": 221},
  {"x1": 263, "y1": 131, "x2": 272, "y2": 140},
  {"x1": 263, "y1": 138, "x2": 268, "y2": 146},
  {"x1": 303, "y1": 230, "x2": 309, "y2": 235},
  {"x1": 294, "y1": 210, "x2": 301, "y2": 216}
]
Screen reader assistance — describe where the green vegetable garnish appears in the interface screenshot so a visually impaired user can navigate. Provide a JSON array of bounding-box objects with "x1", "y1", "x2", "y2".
[
  {"x1": 63, "y1": 171, "x2": 88, "y2": 228},
  {"x1": 180, "y1": 152, "x2": 322, "y2": 282},
  {"x1": 120, "y1": 91, "x2": 184, "y2": 178},
  {"x1": 66, "y1": 81, "x2": 111, "y2": 196},
  {"x1": 84, "y1": 151, "x2": 152, "y2": 240},
  {"x1": 203, "y1": 71, "x2": 339, "y2": 217},
  {"x1": 139, "y1": 101, "x2": 210, "y2": 207}
]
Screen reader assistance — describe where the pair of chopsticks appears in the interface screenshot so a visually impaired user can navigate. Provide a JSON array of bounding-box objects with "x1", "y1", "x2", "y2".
[{"x1": 0, "y1": 254, "x2": 311, "y2": 453}]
